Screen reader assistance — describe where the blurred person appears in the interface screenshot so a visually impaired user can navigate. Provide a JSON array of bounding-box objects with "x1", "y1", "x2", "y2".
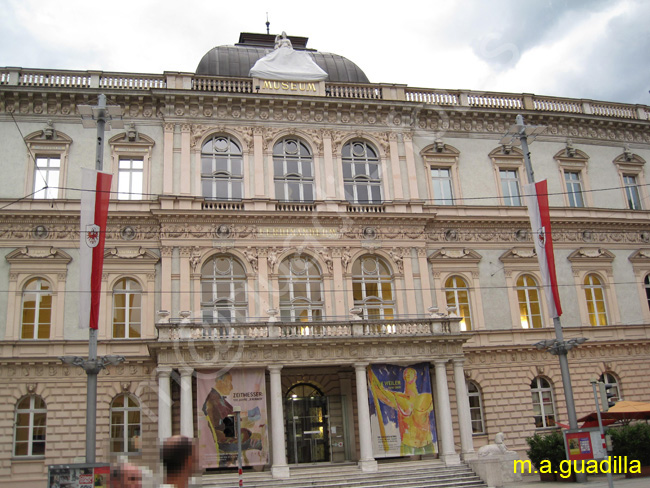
[
  {"x1": 160, "y1": 435, "x2": 197, "y2": 488},
  {"x1": 109, "y1": 461, "x2": 142, "y2": 488}
]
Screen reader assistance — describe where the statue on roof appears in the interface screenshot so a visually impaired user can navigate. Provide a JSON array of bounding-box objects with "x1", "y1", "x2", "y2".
[
  {"x1": 249, "y1": 31, "x2": 327, "y2": 82},
  {"x1": 274, "y1": 31, "x2": 292, "y2": 49}
]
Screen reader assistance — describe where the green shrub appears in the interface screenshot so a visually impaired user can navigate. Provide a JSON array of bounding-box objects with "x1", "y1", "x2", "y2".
[
  {"x1": 609, "y1": 423, "x2": 650, "y2": 466},
  {"x1": 526, "y1": 431, "x2": 566, "y2": 472}
]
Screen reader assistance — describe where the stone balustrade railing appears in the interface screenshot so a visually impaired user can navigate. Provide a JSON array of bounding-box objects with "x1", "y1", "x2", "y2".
[
  {"x1": 156, "y1": 316, "x2": 463, "y2": 341},
  {"x1": 2, "y1": 68, "x2": 647, "y2": 121}
]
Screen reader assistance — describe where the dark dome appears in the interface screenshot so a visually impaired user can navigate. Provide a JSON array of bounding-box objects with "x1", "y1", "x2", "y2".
[{"x1": 196, "y1": 33, "x2": 370, "y2": 84}]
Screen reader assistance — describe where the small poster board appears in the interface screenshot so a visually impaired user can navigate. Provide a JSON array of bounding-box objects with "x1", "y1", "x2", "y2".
[
  {"x1": 47, "y1": 463, "x2": 109, "y2": 488},
  {"x1": 563, "y1": 428, "x2": 607, "y2": 462}
]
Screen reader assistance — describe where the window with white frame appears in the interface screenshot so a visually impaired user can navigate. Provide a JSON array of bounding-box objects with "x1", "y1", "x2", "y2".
[
  {"x1": 564, "y1": 171, "x2": 585, "y2": 207},
  {"x1": 444, "y1": 275, "x2": 473, "y2": 331},
  {"x1": 21, "y1": 277, "x2": 52, "y2": 339},
  {"x1": 110, "y1": 393, "x2": 141, "y2": 454},
  {"x1": 584, "y1": 273, "x2": 608, "y2": 326},
  {"x1": 517, "y1": 274, "x2": 543, "y2": 328},
  {"x1": 278, "y1": 254, "x2": 324, "y2": 322},
  {"x1": 499, "y1": 169, "x2": 522, "y2": 206},
  {"x1": 352, "y1": 256, "x2": 395, "y2": 319},
  {"x1": 467, "y1": 381, "x2": 485, "y2": 434},
  {"x1": 117, "y1": 157, "x2": 144, "y2": 200},
  {"x1": 623, "y1": 174, "x2": 642, "y2": 210},
  {"x1": 598, "y1": 372, "x2": 622, "y2": 402},
  {"x1": 201, "y1": 255, "x2": 247, "y2": 323},
  {"x1": 531, "y1": 377, "x2": 556, "y2": 428},
  {"x1": 109, "y1": 131, "x2": 154, "y2": 201},
  {"x1": 33, "y1": 156, "x2": 61, "y2": 199},
  {"x1": 201, "y1": 135, "x2": 243, "y2": 200},
  {"x1": 273, "y1": 138, "x2": 314, "y2": 202},
  {"x1": 430, "y1": 167, "x2": 455, "y2": 205},
  {"x1": 14, "y1": 395, "x2": 46, "y2": 457},
  {"x1": 342, "y1": 140, "x2": 382, "y2": 204},
  {"x1": 112, "y1": 278, "x2": 142, "y2": 338},
  {"x1": 422, "y1": 143, "x2": 461, "y2": 206},
  {"x1": 614, "y1": 151, "x2": 647, "y2": 211}
]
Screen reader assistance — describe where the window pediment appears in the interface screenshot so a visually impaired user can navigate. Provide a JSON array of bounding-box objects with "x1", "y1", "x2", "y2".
[
  {"x1": 104, "y1": 247, "x2": 160, "y2": 263},
  {"x1": 6, "y1": 247, "x2": 72, "y2": 265},
  {"x1": 499, "y1": 247, "x2": 537, "y2": 264},
  {"x1": 568, "y1": 248, "x2": 615, "y2": 264},
  {"x1": 428, "y1": 248, "x2": 482, "y2": 264}
]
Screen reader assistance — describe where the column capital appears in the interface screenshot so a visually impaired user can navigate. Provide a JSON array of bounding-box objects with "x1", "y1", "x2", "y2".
[
  {"x1": 156, "y1": 366, "x2": 173, "y2": 377},
  {"x1": 179, "y1": 366, "x2": 194, "y2": 377},
  {"x1": 452, "y1": 357, "x2": 466, "y2": 366},
  {"x1": 353, "y1": 362, "x2": 369, "y2": 371},
  {"x1": 267, "y1": 364, "x2": 283, "y2": 373},
  {"x1": 432, "y1": 359, "x2": 449, "y2": 367}
]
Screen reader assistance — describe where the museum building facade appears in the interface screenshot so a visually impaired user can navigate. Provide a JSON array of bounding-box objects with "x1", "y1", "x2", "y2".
[{"x1": 1, "y1": 32, "x2": 650, "y2": 486}]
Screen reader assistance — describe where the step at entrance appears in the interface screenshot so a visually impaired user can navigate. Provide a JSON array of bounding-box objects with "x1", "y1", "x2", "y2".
[{"x1": 200, "y1": 460, "x2": 488, "y2": 488}]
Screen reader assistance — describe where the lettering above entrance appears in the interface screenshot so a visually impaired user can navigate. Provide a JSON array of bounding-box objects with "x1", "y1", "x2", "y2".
[{"x1": 254, "y1": 78, "x2": 326, "y2": 96}]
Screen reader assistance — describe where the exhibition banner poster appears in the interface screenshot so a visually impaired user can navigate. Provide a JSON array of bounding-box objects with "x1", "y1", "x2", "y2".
[
  {"x1": 368, "y1": 363, "x2": 438, "y2": 457},
  {"x1": 197, "y1": 368, "x2": 268, "y2": 468}
]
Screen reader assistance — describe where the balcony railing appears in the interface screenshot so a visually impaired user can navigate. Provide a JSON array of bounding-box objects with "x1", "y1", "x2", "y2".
[
  {"x1": 1, "y1": 68, "x2": 648, "y2": 121},
  {"x1": 156, "y1": 316, "x2": 463, "y2": 341}
]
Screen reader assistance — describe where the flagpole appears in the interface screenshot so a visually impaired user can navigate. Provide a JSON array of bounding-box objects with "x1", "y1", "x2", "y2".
[
  {"x1": 60, "y1": 94, "x2": 124, "y2": 465},
  {"x1": 515, "y1": 115, "x2": 586, "y2": 483}
]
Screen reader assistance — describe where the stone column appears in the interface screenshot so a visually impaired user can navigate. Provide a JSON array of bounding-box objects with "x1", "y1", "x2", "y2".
[
  {"x1": 268, "y1": 365, "x2": 289, "y2": 479},
  {"x1": 453, "y1": 358, "x2": 475, "y2": 459},
  {"x1": 354, "y1": 363, "x2": 378, "y2": 472},
  {"x1": 338, "y1": 371, "x2": 357, "y2": 461},
  {"x1": 179, "y1": 247, "x2": 191, "y2": 314},
  {"x1": 157, "y1": 366, "x2": 173, "y2": 441},
  {"x1": 179, "y1": 367, "x2": 194, "y2": 438},
  {"x1": 160, "y1": 247, "x2": 173, "y2": 315},
  {"x1": 433, "y1": 359, "x2": 460, "y2": 465},
  {"x1": 180, "y1": 124, "x2": 191, "y2": 195},
  {"x1": 163, "y1": 123, "x2": 175, "y2": 194}
]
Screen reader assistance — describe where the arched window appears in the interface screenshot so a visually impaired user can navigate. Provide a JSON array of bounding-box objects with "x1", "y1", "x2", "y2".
[
  {"x1": 644, "y1": 275, "x2": 650, "y2": 311},
  {"x1": 201, "y1": 135, "x2": 243, "y2": 200},
  {"x1": 584, "y1": 274, "x2": 608, "y2": 326},
  {"x1": 201, "y1": 255, "x2": 247, "y2": 323},
  {"x1": 467, "y1": 381, "x2": 485, "y2": 435},
  {"x1": 599, "y1": 372, "x2": 622, "y2": 402},
  {"x1": 279, "y1": 255, "x2": 324, "y2": 322},
  {"x1": 286, "y1": 383, "x2": 324, "y2": 398},
  {"x1": 342, "y1": 140, "x2": 382, "y2": 204},
  {"x1": 110, "y1": 393, "x2": 141, "y2": 454},
  {"x1": 444, "y1": 275, "x2": 472, "y2": 331},
  {"x1": 352, "y1": 256, "x2": 395, "y2": 319},
  {"x1": 14, "y1": 395, "x2": 46, "y2": 457},
  {"x1": 517, "y1": 274, "x2": 542, "y2": 329},
  {"x1": 273, "y1": 138, "x2": 314, "y2": 202},
  {"x1": 21, "y1": 278, "x2": 52, "y2": 339},
  {"x1": 112, "y1": 278, "x2": 142, "y2": 338},
  {"x1": 531, "y1": 377, "x2": 556, "y2": 428}
]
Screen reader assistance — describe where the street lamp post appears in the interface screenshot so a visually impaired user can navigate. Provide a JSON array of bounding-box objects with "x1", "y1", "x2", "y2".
[
  {"x1": 60, "y1": 94, "x2": 125, "y2": 464},
  {"x1": 503, "y1": 115, "x2": 587, "y2": 482}
]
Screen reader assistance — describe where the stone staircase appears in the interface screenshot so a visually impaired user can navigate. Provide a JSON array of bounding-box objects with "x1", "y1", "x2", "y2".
[{"x1": 200, "y1": 459, "x2": 488, "y2": 488}]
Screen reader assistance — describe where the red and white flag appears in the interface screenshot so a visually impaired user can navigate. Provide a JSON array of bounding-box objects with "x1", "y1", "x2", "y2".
[
  {"x1": 524, "y1": 180, "x2": 562, "y2": 318},
  {"x1": 79, "y1": 168, "x2": 112, "y2": 329}
]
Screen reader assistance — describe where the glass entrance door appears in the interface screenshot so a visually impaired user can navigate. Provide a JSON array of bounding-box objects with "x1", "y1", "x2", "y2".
[{"x1": 285, "y1": 396, "x2": 330, "y2": 464}]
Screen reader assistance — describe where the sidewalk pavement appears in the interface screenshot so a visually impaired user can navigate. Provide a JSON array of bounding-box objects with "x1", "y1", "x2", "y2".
[{"x1": 505, "y1": 473, "x2": 648, "y2": 488}]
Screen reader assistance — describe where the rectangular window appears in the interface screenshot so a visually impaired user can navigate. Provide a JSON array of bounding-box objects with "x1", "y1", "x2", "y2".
[
  {"x1": 623, "y1": 175, "x2": 642, "y2": 210},
  {"x1": 431, "y1": 167, "x2": 454, "y2": 205},
  {"x1": 33, "y1": 156, "x2": 60, "y2": 199},
  {"x1": 500, "y1": 169, "x2": 521, "y2": 206},
  {"x1": 564, "y1": 171, "x2": 584, "y2": 207},
  {"x1": 117, "y1": 158, "x2": 144, "y2": 200}
]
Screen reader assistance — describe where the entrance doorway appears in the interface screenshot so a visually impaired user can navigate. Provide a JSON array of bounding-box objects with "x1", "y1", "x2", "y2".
[{"x1": 285, "y1": 383, "x2": 330, "y2": 464}]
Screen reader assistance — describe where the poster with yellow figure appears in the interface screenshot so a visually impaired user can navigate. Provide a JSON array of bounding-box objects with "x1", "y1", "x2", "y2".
[
  {"x1": 197, "y1": 369, "x2": 268, "y2": 468},
  {"x1": 368, "y1": 363, "x2": 438, "y2": 457}
]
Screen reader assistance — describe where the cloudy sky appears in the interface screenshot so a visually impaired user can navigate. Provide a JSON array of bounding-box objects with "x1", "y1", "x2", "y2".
[{"x1": 1, "y1": 0, "x2": 648, "y2": 105}]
